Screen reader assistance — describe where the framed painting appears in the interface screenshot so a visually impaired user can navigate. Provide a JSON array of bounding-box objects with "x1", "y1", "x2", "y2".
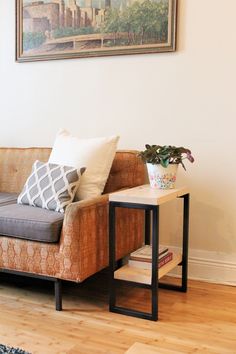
[{"x1": 16, "y1": 0, "x2": 177, "y2": 62}]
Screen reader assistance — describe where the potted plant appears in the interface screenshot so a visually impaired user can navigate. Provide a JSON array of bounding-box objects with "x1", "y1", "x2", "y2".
[{"x1": 139, "y1": 145, "x2": 194, "y2": 189}]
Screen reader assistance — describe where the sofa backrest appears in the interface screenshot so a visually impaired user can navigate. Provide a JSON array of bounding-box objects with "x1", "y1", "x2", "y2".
[
  {"x1": 104, "y1": 150, "x2": 146, "y2": 194},
  {"x1": 0, "y1": 148, "x2": 51, "y2": 194},
  {"x1": 0, "y1": 148, "x2": 145, "y2": 195}
]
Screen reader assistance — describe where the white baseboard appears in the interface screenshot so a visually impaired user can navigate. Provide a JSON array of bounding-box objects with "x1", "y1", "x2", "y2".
[{"x1": 168, "y1": 247, "x2": 236, "y2": 286}]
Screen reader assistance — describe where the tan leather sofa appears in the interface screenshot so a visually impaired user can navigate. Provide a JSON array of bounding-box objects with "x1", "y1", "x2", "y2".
[{"x1": 0, "y1": 148, "x2": 145, "y2": 309}]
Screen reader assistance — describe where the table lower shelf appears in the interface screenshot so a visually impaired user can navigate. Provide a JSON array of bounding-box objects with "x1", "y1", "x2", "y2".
[{"x1": 114, "y1": 253, "x2": 182, "y2": 285}]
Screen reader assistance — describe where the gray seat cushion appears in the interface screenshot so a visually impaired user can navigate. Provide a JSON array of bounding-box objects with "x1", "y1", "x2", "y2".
[
  {"x1": 0, "y1": 192, "x2": 18, "y2": 206},
  {"x1": 0, "y1": 204, "x2": 64, "y2": 243}
]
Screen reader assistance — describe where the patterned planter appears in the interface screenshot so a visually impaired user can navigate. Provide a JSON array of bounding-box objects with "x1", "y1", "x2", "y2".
[{"x1": 146, "y1": 163, "x2": 178, "y2": 189}]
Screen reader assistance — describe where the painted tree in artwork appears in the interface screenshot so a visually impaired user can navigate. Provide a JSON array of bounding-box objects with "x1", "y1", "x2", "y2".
[
  {"x1": 23, "y1": 32, "x2": 46, "y2": 51},
  {"x1": 131, "y1": 1, "x2": 158, "y2": 45},
  {"x1": 103, "y1": 8, "x2": 121, "y2": 44},
  {"x1": 103, "y1": 0, "x2": 169, "y2": 46},
  {"x1": 119, "y1": 6, "x2": 134, "y2": 45}
]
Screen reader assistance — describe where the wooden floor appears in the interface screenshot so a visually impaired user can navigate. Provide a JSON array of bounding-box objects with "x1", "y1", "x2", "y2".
[{"x1": 0, "y1": 271, "x2": 235, "y2": 354}]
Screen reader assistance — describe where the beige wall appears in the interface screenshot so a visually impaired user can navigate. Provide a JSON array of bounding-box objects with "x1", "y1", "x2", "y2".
[{"x1": 0, "y1": 1, "x2": 236, "y2": 258}]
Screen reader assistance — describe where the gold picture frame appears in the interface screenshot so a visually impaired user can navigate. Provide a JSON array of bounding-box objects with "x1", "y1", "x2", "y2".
[{"x1": 16, "y1": 0, "x2": 177, "y2": 62}]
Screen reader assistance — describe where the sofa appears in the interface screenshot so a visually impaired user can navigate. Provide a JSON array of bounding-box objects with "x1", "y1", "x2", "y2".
[{"x1": 0, "y1": 147, "x2": 145, "y2": 309}]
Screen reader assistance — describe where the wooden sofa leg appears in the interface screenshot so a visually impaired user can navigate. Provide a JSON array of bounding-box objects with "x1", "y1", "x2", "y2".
[{"x1": 55, "y1": 279, "x2": 62, "y2": 311}]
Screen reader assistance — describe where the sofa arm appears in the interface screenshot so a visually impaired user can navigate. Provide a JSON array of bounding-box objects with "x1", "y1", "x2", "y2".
[
  {"x1": 65, "y1": 194, "x2": 109, "y2": 224},
  {"x1": 58, "y1": 194, "x2": 144, "y2": 283}
]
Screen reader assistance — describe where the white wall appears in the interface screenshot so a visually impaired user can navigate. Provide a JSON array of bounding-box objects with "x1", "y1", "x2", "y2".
[{"x1": 0, "y1": 0, "x2": 236, "y2": 283}]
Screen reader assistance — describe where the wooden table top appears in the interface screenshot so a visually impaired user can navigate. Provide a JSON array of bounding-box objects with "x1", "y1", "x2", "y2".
[{"x1": 109, "y1": 184, "x2": 189, "y2": 205}]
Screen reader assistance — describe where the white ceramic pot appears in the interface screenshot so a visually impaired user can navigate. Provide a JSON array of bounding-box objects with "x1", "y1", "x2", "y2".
[{"x1": 146, "y1": 163, "x2": 178, "y2": 189}]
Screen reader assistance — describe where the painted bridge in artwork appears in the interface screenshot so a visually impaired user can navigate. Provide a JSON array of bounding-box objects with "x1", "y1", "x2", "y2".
[{"x1": 45, "y1": 32, "x2": 130, "y2": 50}]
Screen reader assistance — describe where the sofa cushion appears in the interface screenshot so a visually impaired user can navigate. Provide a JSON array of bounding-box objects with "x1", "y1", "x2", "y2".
[
  {"x1": 0, "y1": 193, "x2": 18, "y2": 206},
  {"x1": 49, "y1": 129, "x2": 119, "y2": 200},
  {"x1": 0, "y1": 204, "x2": 64, "y2": 243},
  {"x1": 17, "y1": 160, "x2": 85, "y2": 213}
]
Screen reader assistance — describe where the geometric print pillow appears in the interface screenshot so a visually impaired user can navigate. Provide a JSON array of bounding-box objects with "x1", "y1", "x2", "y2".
[{"x1": 17, "y1": 160, "x2": 86, "y2": 213}]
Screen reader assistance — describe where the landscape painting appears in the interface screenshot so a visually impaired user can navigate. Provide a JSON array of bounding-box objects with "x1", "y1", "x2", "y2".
[{"x1": 16, "y1": 0, "x2": 177, "y2": 62}]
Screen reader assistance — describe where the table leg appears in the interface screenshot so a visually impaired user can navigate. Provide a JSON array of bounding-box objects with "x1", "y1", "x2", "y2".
[
  {"x1": 181, "y1": 193, "x2": 190, "y2": 292},
  {"x1": 109, "y1": 202, "x2": 116, "y2": 310},
  {"x1": 159, "y1": 193, "x2": 190, "y2": 293},
  {"x1": 145, "y1": 209, "x2": 151, "y2": 245},
  {"x1": 151, "y1": 206, "x2": 159, "y2": 321}
]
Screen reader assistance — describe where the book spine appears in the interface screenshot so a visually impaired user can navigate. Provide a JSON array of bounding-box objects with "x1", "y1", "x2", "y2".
[
  {"x1": 159, "y1": 248, "x2": 169, "y2": 257},
  {"x1": 158, "y1": 252, "x2": 173, "y2": 268}
]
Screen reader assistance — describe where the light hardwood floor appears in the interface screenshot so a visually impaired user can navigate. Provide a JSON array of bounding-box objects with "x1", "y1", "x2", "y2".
[{"x1": 0, "y1": 271, "x2": 235, "y2": 354}]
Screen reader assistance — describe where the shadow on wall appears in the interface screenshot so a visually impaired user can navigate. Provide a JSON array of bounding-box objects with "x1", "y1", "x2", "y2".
[
  {"x1": 159, "y1": 199, "x2": 183, "y2": 247},
  {"x1": 158, "y1": 190, "x2": 236, "y2": 255},
  {"x1": 190, "y1": 197, "x2": 236, "y2": 254}
]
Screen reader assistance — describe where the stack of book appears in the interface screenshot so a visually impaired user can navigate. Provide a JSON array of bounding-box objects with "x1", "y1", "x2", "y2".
[{"x1": 128, "y1": 245, "x2": 173, "y2": 270}]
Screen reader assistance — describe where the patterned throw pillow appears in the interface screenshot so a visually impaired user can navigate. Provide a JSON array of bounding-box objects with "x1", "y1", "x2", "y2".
[{"x1": 17, "y1": 160, "x2": 85, "y2": 213}]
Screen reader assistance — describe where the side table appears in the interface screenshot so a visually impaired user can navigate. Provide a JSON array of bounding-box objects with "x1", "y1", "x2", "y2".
[{"x1": 109, "y1": 184, "x2": 190, "y2": 321}]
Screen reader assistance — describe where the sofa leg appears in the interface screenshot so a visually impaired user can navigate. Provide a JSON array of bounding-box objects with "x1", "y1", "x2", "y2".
[{"x1": 55, "y1": 279, "x2": 62, "y2": 311}]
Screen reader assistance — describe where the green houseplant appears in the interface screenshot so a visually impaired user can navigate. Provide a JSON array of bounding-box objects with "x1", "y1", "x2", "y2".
[{"x1": 139, "y1": 145, "x2": 194, "y2": 189}]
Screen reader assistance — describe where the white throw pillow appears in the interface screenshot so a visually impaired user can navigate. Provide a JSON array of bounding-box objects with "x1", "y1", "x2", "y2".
[{"x1": 49, "y1": 129, "x2": 119, "y2": 200}]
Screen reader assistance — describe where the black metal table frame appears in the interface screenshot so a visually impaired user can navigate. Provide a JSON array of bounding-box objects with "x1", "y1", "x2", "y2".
[{"x1": 109, "y1": 193, "x2": 190, "y2": 321}]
